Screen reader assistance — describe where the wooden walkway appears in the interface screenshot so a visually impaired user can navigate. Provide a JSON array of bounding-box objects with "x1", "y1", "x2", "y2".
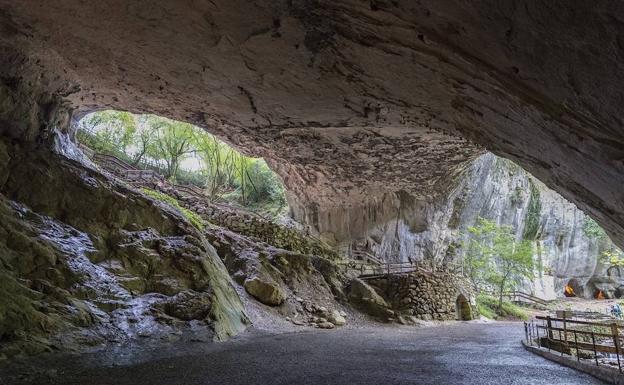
[{"x1": 82, "y1": 146, "x2": 206, "y2": 201}]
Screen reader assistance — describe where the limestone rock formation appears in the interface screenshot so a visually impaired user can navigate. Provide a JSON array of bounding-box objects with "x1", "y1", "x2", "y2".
[
  {"x1": 0, "y1": 143, "x2": 249, "y2": 357},
  {"x1": 0, "y1": 1, "x2": 623, "y2": 253},
  {"x1": 347, "y1": 278, "x2": 391, "y2": 319},
  {"x1": 349, "y1": 153, "x2": 624, "y2": 299},
  {"x1": 244, "y1": 277, "x2": 286, "y2": 306},
  {"x1": 327, "y1": 310, "x2": 347, "y2": 326}
]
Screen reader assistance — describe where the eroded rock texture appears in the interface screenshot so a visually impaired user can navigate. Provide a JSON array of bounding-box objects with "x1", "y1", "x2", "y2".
[
  {"x1": 0, "y1": 1, "x2": 622, "y2": 248},
  {"x1": 349, "y1": 154, "x2": 624, "y2": 299},
  {"x1": 0, "y1": 143, "x2": 249, "y2": 357}
]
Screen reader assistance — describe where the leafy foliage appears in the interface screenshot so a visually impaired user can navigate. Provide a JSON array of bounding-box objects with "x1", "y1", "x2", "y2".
[
  {"x1": 141, "y1": 188, "x2": 204, "y2": 230},
  {"x1": 583, "y1": 217, "x2": 607, "y2": 240},
  {"x1": 476, "y1": 294, "x2": 529, "y2": 320},
  {"x1": 464, "y1": 217, "x2": 535, "y2": 309},
  {"x1": 601, "y1": 247, "x2": 624, "y2": 267},
  {"x1": 77, "y1": 111, "x2": 287, "y2": 213}
]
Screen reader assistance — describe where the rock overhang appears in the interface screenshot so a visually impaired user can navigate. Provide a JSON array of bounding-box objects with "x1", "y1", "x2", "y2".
[{"x1": 0, "y1": 0, "x2": 623, "y2": 246}]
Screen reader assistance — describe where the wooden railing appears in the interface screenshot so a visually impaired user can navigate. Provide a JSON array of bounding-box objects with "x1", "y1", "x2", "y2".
[
  {"x1": 123, "y1": 169, "x2": 163, "y2": 184},
  {"x1": 337, "y1": 258, "x2": 465, "y2": 279},
  {"x1": 501, "y1": 291, "x2": 549, "y2": 307},
  {"x1": 526, "y1": 315, "x2": 624, "y2": 372},
  {"x1": 171, "y1": 183, "x2": 205, "y2": 200},
  {"x1": 351, "y1": 250, "x2": 384, "y2": 265},
  {"x1": 93, "y1": 153, "x2": 135, "y2": 173}
]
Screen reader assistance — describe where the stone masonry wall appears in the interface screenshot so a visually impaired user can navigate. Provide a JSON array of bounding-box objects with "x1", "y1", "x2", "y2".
[
  {"x1": 157, "y1": 185, "x2": 338, "y2": 259},
  {"x1": 366, "y1": 271, "x2": 476, "y2": 321}
]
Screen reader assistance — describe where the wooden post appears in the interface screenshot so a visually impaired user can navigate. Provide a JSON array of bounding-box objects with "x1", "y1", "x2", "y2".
[
  {"x1": 546, "y1": 316, "x2": 554, "y2": 340},
  {"x1": 612, "y1": 323, "x2": 622, "y2": 373},
  {"x1": 573, "y1": 330, "x2": 579, "y2": 362},
  {"x1": 591, "y1": 332, "x2": 599, "y2": 366},
  {"x1": 562, "y1": 312, "x2": 568, "y2": 353}
]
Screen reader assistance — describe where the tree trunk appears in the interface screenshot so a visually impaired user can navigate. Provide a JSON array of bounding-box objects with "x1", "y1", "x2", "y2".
[{"x1": 498, "y1": 278, "x2": 506, "y2": 311}]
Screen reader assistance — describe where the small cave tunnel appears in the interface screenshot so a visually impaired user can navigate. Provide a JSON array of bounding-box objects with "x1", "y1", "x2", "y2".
[
  {"x1": 563, "y1": 279, "x2": 584, "y2": 298},
  {"x1": 455, "y1": 294, "x2": 473, "y2": 321}
]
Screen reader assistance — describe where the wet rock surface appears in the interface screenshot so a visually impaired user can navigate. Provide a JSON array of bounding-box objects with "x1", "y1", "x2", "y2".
[
  {"x1": 0, "y1": 144, "x2": 248, "y2": 357},
  {"x1": 0, "y1": 323, "x2": 605, "y2": 385}
]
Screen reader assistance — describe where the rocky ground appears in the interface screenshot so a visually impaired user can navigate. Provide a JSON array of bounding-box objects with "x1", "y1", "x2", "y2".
[{"x1": 0, "y1": 322, "x2": 605, "y2": 385}]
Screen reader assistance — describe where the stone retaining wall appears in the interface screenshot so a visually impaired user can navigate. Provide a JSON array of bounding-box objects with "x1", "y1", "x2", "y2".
[
  {"x1": 365, "y1": 271, "x2": 477, "y2": 321},
  {"x1": 156, "y1": 185, "x2": 338, "y2": 259}
]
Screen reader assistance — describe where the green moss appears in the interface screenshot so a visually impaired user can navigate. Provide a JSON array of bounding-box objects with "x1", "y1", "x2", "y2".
[
  {"x1": 476, "y1": 294, "x2": 529, "y2": 321},
  {"x1": 141, "y1": 188, "x2": 204, "y2": 230},
  {"x1": 582, "y1": 217, "x2": 607, "y2": 240},
  {"x1": 522, "y1": 181, "x2": 541, "y2": 240}
]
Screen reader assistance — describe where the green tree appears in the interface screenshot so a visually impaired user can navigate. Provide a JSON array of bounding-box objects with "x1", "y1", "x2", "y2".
[
  {"x1": 149, "y1": 117, "x2": 197, "y2": 180},
  {"x1": 464, "y1": 217, "x2": 535, "y2": 310},
  {"x1": 79, "y1": 110, "x2": 137, "y2": 154}
]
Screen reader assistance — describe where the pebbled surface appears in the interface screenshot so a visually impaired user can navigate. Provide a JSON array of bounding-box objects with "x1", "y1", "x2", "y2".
[{"x1": 0, "y1": 323, "x2": 605, "y2": 385}]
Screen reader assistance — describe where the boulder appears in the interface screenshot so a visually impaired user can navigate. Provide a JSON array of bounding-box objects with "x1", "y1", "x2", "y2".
[
  {"x1": 244, "y1": 277, "x2": 286, "y2": 306},
  {"x1": 328, "y1": 310, "x2": 346, "y2": 326},
  {"x1": 317, "y1": 321, "x2": 335, "y2": 329},
  {"x1": 347, "y1": 278, "x2": 391, "y2": 318}
]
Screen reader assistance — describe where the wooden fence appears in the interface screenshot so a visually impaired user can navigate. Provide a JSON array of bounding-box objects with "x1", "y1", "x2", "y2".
[{"x1": 525, "y1": 314, "x2": 624, "y2": 372}]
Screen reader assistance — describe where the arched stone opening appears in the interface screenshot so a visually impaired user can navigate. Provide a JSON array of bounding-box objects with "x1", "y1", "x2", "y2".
[
  {"x1": 564, "y1": 279, "x2": 584, "y2": 298},
  {"x1": 455, "y1": 294, "x2": 473, "y2": 321}
]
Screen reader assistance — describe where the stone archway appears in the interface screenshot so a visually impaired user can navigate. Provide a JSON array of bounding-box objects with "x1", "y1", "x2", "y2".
[{"x1": 455, "y1": 294, "x2": 472, "y2": 321}]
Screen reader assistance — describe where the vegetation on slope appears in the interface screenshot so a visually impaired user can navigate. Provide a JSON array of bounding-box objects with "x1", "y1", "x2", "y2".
[
  {"x1": 463, "y1": 217, "x2": 534, "y2": 309},
  {"x1": 77, "y1": 110, "x2": 287, "y2": 215},
  {"x1": 141, "y1": 188, "x2": 204, "y2": 230},
  {"x1": 476, "y1": 294, "x2": 529, "y2": 320}
]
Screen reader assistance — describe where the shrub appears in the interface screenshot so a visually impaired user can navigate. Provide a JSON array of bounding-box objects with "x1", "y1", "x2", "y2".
[
  {"x1": 476, "y1": 294, "x2": 529, "y2": 320},
  {"x1": 141, "y1": 188, "x2": 204, "y2": 230}
]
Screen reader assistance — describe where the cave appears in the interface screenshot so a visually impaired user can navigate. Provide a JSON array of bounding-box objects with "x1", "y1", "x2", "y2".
[
  {"x1": 455, "y1": 294, "x2": 473, "y2": 321},
  {"x1": 564, "y1": 279, "x2": 584, "y2": 298},
  {"x1": 0, "y1": 1, "x2": 623, "y2": 383}
]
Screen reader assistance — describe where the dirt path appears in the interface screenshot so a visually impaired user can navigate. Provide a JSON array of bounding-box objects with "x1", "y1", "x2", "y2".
[{"x1": 0, "y1": 322, "x2": 605, "y2": 385}]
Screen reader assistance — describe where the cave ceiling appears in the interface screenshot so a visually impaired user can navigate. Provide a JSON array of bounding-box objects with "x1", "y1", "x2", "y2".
[{"x1": 0, "y1": 0, "x2": 623, "y2": 244}]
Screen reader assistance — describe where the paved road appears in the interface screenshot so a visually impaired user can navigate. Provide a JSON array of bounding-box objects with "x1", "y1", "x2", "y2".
[{"x1": 1, "y1": 322, "x2": 605, "y2": 385}]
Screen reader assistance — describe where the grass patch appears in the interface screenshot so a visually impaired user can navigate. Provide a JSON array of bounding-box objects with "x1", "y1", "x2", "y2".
[
  {"x1": 477, "y1": 294, "x2": 529, "y2": 320},
  {"x1": 141, "y1": 188, "x2": 204, "y2": 230}
]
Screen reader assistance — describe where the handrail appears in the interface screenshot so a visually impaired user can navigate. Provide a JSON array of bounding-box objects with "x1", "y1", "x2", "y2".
[
  {"x1": 351, "y1": 250, "x2": 383, "y2": 265},
  {"x1": 503, "y1": 291, "x2": 549, "y2": 306},
  {"x1": 93, "y1": 153, "x2": 135, "y2": 172},
  {"x1": 525, "y1": 315, "x2": 624, "y2": 372}
]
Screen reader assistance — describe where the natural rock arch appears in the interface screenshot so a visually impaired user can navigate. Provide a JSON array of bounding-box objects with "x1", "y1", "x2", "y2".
[
  {"x1": 455, "y1": 294, "x2": 472, "y2": 321},
  {"x1": 564, "y1": 278, "x2": 585, "y2": 298},
  {"x1": 0, "y1": 1, "x2": 623, "y2": 249}
]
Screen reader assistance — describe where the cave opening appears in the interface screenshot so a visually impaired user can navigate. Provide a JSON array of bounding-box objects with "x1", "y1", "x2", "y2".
[
  {"x1": 564, "y1": 279, "x2": 583, "y2": 298},
  {"x1": 455, "y1": 294, "x2": 473, "y2": 321},
  {"x1": 1, "y1": 2, "x2": 624, "y2": 382},
  {"x1": 76, "y1": 110, "x2": 288, "y2": 218}
]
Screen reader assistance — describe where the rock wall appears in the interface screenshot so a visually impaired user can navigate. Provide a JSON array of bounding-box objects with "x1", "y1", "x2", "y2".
[
  {"x1": 365, "y1": 271, "x2": 476, "y2": 321},
  {"x1": 351, "y1": 154, "x2": 623, "y2": 300},
  {"x1": 153, "y1": 184, "x2": 338, "y2": 259},
  {"x1": 2, "y1": 1, "x2": 624, "y2": 254},
  {"x1": 0, "y1": 141, "x2": 249, "y2": 357}
]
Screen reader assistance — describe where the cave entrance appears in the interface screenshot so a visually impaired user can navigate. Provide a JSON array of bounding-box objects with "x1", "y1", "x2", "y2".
[
  {"x1": 76, "y1": 110, "x2": 288, "y2": 216},
  {"x1": 455, "y1": 294, "x2": 472, "y2": 321},
  {"x1": 564, "y1": 279, "x2": 583, "y2": 298}
]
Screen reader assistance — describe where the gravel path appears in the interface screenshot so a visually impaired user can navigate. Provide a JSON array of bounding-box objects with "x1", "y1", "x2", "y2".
[{"x1": 1, "y1": 322, "x2": 605, "y2": 385}]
